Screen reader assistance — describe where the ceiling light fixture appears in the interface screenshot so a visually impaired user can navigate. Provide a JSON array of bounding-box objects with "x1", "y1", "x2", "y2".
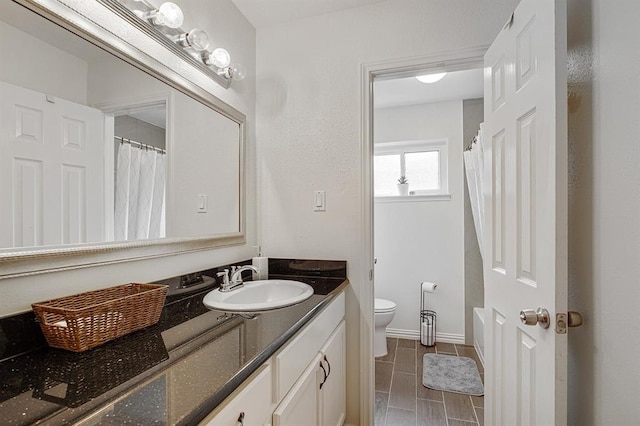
[{"x1": 416, "y1": 72, "x2": 447, "y2": 84}]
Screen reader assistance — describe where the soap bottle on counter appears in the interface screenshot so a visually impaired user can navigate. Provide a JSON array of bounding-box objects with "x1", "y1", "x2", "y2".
[{"x1": 252, "y1": 246, "x2": 268, "y2": 280}]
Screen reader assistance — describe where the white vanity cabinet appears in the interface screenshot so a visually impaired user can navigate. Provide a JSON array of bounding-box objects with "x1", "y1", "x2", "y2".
[
  {"x1": 272, "y1": 321, "x2": 346, "y2": 426},
  {"x1": 318, "y1": 321, "x2": 346, "y2": 426},
  {"x1": 202, "y1": 364, "x2": 273, "y2": 426},
  {"x1": 200, "y1": 291, "x2": 345, "y2": 426}
]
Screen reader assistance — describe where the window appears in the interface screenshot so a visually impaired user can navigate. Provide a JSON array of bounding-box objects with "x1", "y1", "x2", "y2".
[{"x1": 374, "y1": 139, "x2": 448, "y2": 197}]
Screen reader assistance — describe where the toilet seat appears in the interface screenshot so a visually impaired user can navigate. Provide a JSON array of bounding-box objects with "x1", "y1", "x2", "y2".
[{"x1": 375, "y1": 298, "x2": 396, "y2": 313}]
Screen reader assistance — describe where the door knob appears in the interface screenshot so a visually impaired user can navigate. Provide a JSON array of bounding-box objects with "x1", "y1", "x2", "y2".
[{"x1": 519, "y1": 307, "x2": 550, "y2": 329}]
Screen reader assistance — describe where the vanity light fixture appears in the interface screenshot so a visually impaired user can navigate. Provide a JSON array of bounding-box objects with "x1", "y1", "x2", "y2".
[
  {"x1": 202, "y1": 47, "x2": 231, "y2": 69},
  {"x1": 416, "y1": 72, "x2": 447, "y2": 83},
  {"x1": 173, "y1": 29, "x2": 210, "y2": 51},
  {"x1": 120, "y1": 0, "x2": 245, "y2": 85},
  {"x1": 143, "y1": 2, "x2": 184, "y2": 29}
]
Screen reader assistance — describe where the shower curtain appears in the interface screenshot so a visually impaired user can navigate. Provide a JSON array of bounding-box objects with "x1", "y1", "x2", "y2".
[
  {"x1": 463, "y1": 125, "x2": 485, "y2": 259},
  {"x1": 114, "y1": 142, "x2": 166, "y2": 241}
]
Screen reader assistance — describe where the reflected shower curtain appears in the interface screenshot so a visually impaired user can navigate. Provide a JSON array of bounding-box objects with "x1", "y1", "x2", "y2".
[
  {"x1": 114, "y1": 142, "x2": 166, "y2": 241},
  {"x1": 463, "y1": 125, "x2": 485, "y2": 259}
]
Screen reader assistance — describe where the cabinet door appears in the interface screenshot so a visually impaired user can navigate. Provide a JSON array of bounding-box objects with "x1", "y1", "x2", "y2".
[
  {"x1": 320, "y1": 321, "x2": 346, "y2": 426},
  {"x1": 204, "y1": 365, "x2": 272, "y2": 426},
  {"x1": 275, "y1": 292, "x2": 345, "y2": 400},
  {"x1": 273, "y1": 353, "x2": 322, "y2": 426}
]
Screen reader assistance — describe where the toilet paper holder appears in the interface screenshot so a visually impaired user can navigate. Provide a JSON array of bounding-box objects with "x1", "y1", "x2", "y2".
[{"x1": 420, "y1": 281, "x2": 437, "y2": 347}]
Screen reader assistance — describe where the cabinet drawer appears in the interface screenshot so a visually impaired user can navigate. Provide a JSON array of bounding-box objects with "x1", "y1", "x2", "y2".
[
  {"x1": 275, "y1": 292, "x2": 345, "y2": 400},
  {"x1": 202, "y1": 364, "x2": 272, "y2": 426}
]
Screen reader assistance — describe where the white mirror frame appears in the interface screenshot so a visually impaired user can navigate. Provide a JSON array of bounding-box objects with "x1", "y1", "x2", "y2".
[{"x1": 0, "y1": 0, "x2": 246, "y2": 279}]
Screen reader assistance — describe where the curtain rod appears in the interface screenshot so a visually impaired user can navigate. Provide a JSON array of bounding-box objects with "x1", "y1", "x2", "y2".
[
  {"x1": 114, "y1": 136, "x2": 166, "y2": 154},
  {"x1": 464, "y1": 135, "x2": 478, "y2": 152}
]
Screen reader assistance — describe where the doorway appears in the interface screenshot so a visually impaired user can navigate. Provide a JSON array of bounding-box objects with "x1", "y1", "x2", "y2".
[
  {"x1": 372, "y1": 67, "x2": 484, "y2": 343},
  {"x1": 370, "y1": 62, "x2": 486, "y2": 425},
  {"x1": 99, "y1": 98, "x2": 168, "y2": 242},
  {"x1": 360, "y1": 47, "x2": 487, "y2": 425}
]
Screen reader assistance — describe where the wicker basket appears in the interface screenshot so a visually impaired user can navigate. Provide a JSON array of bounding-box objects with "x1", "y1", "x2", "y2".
[{"x1": 31, "y1": 283, "x2": 167, "y2": 352}]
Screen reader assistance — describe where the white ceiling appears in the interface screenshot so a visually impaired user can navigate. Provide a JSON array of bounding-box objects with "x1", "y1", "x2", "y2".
[
  {"x1": 232, "y1": 0, "x2": 388, "y2": 29},
  {"x1": 374, "y1": 68, "x2": 484, "y2": 109},
  {"x1": 230, "y1": 1, "x2": 484, "y2": 108},
  {"x1": 128, "y1": 108, "x2": 166, "y2": 129}
]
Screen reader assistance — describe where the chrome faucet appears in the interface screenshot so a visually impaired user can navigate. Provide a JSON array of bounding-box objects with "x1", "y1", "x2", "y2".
[{"x1": 217, "y1": 265, "x2": 260, "y2": 292}]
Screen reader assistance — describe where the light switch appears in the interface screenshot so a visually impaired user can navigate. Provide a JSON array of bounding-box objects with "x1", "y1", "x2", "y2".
[
  {"x1": 313, "y1": 190, "x2": 326, "y2": 211},
  {"x1": 198, "y1": 194, "x2": 207, "y2": 213}
]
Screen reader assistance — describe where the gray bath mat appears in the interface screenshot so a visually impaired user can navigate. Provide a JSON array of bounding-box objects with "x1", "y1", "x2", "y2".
[{"x1": 422, "y1": 353, "x2": 484, "y2": 396}]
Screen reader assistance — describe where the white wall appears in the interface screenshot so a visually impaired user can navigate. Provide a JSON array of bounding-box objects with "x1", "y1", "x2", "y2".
[
  {"x1": 115, "y1": 116, "x2": 166, "y2": 149},
  {"x1": 169, "y1": 91, "x2": 241, "y2": 237},
  {"x1": 0, "y1": 21, "x2": 88, "y2": 104},
  {"x1": 0, "y1": 0, "x2": 256, "y2": 317},
  {"x1": 567, "y1": 0, "x2": 640, "y2": 423},
  {"x1": 255, "y1": 1, "x2": 518, "y2": 423},
  {"x1": 374, "y1": 100, "x2": 464, "y2": 341}
]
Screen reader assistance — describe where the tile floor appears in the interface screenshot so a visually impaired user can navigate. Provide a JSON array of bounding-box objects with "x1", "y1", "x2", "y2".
[{"x1": 375, "y1": 338, "x2": 484, "y2": 426}]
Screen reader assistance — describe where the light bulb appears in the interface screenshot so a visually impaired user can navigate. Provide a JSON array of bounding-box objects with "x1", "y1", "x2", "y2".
[
  {"x1": 227, "y1": 63, "x2": 246, "y2": 81},
  {"x1": 174, "y1": 29, "x2": 210, "y2": 51},
  {"x1": 416, "y1": 72, "x2": 447, "y2": 83},
  {"x1": 186, "y1": 29, "x2": 209, "y2": 51},
  {"x1": 149, "y1": 2, "x2": 184, "y2": 29},
  {"x1": 203, "y1": 48, "x2": 231, "y2": 69}
]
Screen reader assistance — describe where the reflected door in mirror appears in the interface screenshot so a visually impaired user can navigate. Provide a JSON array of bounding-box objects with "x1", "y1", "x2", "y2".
[{"x1": 0, "y1": 81, "x2": 105, "y2": 248}]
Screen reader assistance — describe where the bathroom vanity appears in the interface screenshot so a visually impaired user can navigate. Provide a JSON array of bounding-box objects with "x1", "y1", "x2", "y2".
[{"x1": 0, "y1": 259, "x2": 348, "y2": 425}]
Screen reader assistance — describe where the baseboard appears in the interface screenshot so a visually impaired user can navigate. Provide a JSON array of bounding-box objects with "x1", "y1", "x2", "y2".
[
  {"x1": 385, "y1": 328, "x2": 465, "y2": 345},
  {"x1": 385, "y1": 328, "x2": 419, "y2": 340}
]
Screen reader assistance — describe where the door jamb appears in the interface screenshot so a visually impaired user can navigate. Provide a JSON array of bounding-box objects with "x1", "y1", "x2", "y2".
[{"x1": 359, "y1": 46, "x2": 488, "y2": 425}]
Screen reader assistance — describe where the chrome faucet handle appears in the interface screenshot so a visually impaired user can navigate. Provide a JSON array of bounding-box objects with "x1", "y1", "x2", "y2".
[{"x1": 216, "y1": 269, "x2": 230, "y2": 290}]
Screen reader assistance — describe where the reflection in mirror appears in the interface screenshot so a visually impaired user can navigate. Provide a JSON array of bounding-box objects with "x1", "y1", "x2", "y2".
[
  {"x1": 113, "y1": 103, "x2": 167, "y2": 241},
  {"x1": 0, "y1": 1, "x2": 242, "y2": 252}
]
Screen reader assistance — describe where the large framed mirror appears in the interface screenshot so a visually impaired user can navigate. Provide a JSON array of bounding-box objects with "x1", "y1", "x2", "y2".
[{"x1": 0, "y1": 0, "x2": 246, "y2": 278}]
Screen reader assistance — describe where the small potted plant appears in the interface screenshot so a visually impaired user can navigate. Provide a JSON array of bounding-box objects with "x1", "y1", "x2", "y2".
[{"x1": 397, "y1": 176, "x2": 409, "y2": 196}]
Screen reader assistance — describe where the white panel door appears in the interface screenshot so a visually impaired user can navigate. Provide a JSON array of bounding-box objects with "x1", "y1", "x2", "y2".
[
  {"x1": 0, "y1": 81, "x2": 105, "y2": 248},
  {"x1": 483, "y1": 0, "x2": 567, "y2": 425}
]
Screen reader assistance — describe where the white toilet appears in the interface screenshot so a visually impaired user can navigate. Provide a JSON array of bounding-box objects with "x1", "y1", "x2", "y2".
[{"x1": 374, "y1": 298, "x2": 397, "y2": 357}]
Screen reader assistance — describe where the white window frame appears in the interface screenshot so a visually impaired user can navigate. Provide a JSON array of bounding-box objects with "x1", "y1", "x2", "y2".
[{"x1": 374, "y1": 139, "x2": 449, "y2": 200}]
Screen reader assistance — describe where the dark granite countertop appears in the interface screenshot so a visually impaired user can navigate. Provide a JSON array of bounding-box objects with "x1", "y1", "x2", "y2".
[{"x1": 0, "y1": 259, "x2": 348, "y2": 425}]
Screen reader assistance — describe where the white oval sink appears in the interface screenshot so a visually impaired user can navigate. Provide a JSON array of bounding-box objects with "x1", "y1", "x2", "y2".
[{"x1": 203, "y1": 280, "x2": 314, "y2": 312}]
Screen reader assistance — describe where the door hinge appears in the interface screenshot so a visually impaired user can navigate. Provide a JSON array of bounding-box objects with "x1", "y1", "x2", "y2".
[
  {"x1": 555, "y1": 311, "x2": 584, "y2": 334},
  {"x1": 369, "y1": 269, "x2": 373, "y2": 281}
]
